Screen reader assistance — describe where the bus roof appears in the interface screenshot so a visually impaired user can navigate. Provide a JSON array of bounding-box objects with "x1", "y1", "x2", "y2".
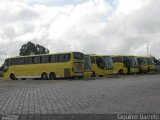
[
  {"x1": 90, "y1": 54, "x2": 112, "y2": 57},
  {"x1": 5, "y1": 51, "x2": 83, "y2": 59},
  {"x1": 111, "y1": 55, "x2": 136, "y2": 57},
  {"x1": 136, "y1": 56, "x2": 153, "y2": 58}
]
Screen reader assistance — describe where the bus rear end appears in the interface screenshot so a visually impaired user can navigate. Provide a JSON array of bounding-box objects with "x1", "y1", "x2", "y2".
[{"x1": 72, "y1": 52, "x2": 84, "y2": 78}]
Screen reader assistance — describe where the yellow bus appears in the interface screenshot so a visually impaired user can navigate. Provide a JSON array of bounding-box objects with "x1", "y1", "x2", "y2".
[
  {"x1": 90, "y1": 55, "x2": 114, "y2": 77},
  {"x1": 145, "y1": 56, "x2": 156, "y2": 72},
  {"x1": 136, "y1": 56, "x2": 148, "y2": 73},
  {"x1": 83, "y1": 55, "x2": 92, "y2": 78},
  {"x1": 128, "y1": 56, "x2": 139, "y2": 74},
  {"x1": 2, "y1": 52, "x2": 84, "y2": 80},
  {"x1": 112, "y1": 55, "x2": 139, "y2": 75}
]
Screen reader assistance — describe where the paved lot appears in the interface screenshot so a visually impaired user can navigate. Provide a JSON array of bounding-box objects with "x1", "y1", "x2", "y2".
[{"x1": 0, "y1": 74, "x2": 160, "y2": 115}]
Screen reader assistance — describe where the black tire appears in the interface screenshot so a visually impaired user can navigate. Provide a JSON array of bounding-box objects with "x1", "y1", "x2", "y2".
[
  {"x1": 41, "y1": 73, "x2": 48, "y2": 80},
  {"x1": 22, "y1": 78, "x2": 26, "y2": 80},
  {"x1": 49, "y1": 73, "x2": 56, "y2": 80},
  {"x1": 91, "y1": 71, "x2": 96, "y2": 77},
  {"x1": 119, "y1": 69, "x2": 124, "y2": 75},
  {"x1": 10, "y1": 73, "x2": 16, "y2": 80}
]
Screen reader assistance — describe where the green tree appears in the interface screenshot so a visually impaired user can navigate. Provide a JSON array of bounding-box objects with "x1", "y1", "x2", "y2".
[
  {"x1": 36, "y1": 44, "x2": 49, "y2": 54},
  {"x1": 19, "y1": 41, "x2": 49, "y2": 56}
]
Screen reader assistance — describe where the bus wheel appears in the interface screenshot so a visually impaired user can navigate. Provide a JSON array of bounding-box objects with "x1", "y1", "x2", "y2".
[
  {"x1": 119, "y1": 69, "x2": 124, "y2": 75},
  {"x1": 41, "y1": 73, "x2": 48, "y2": 80},
  {"x1": 91, "y1": 71, "x2": 96, "y2": 77},
  {"x1": 49, "y1": 73, "x2": 56, "y2": 80},
  {"x1": 10, "y1": 73, "x2": 16, "y2": 80}
]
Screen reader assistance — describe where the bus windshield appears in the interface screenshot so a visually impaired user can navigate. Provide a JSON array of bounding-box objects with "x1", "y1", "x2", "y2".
[
  {"x1": 102, "y1": 56, "x2": 114, "y2": 70},
  {"x1": 73, "y1": 52, "x2": 84, "y2": 60},
  {"x1": 148, "y1": 58, "x2": 155, "y2": 65},
  {"x1": 4, "y1": 59, "x2": 10, "y2": 67},
  {"x1": 138, "y1": 58, "x2": 148, "y2": 65},
  {"x1": 129, "y1": 57, "x2": 139, "y2": 67},
  {"x1": 84, "y1": 55, "x2": 92, "y2": 70}
]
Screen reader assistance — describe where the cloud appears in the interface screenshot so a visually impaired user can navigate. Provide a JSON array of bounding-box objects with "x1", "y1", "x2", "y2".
[{"x1": 0, "y1": 0, "x2": 160, "y2": 64}]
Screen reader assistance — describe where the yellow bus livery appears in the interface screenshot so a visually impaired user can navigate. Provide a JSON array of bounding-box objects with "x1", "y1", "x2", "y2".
[
  {"x1": 2, "y1": 52, "x2": 84, "y2": 80},
  {"x1": 137, "y1": 56, "x2": 148, "y2": 73},
  {"x1": 90, "y1": 55, "x2": 114, "y2": 77},
  {"x1": 146, "y1": 57, "x2": 156, "y2": 72},
  {"x1": 112, "y1": 55, "x2": 139, "y2": 75},
  {"x1": 145, "y1": 56, "x2": 156, "y2": 72}
]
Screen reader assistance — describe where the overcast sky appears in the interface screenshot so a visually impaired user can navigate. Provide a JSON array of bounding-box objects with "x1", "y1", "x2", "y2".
[{"x1": 0, "y1": 0, "x2": 160, "y2": 64}]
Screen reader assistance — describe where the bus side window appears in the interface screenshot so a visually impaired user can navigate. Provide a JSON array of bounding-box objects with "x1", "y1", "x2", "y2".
[
  {"x1": 112, "y1": 57, "x2": 115, "y2": 62},
  {"x1": 138, "y1": 59, "x2": 142, "y2": 65},
  {"x1": 41, "y1": 56, "x2": 46, "y2": 63},
  {"x1": 119, "y1": 57, "x2": 123, "y2": 62},
  {"x1": 96, "y1": 57, "x2": 104, "y2": 69},
  {"x1": 48, "y1": 55, "x2": 51, "y2": 62},
  {"x1": 34, "y1": 57, "x2": 40, "y2": 64},
  {"x1": 51, "y1": 55, "x2": 58, "y2": 63},
  {"x1": 19, "y1": 58, "x2": 24, "y2": 65},
  {"x1": 14, "y1": 58, "x2": 19, "y2": 65},
  {"x1": 59, "y1": 54, "x2": 66, "y2": 62},
  {"x1": 28, "y1": 57, "x2": 33, "y2": 64},
  {"x1": 45, "y1": 56, "x2": 49, "y2": 63},
  {"x1": 65, "y1": 54, "x2": 70, "y2": 62},
  {"x1": 14, "y1": 58, "x2": 16, "y2": 65},
  {"x1": 5, "y1": 59, "x2": 10, "y2": 67},
  {"x1": 112, "y1": 57, "x2": 122, "y2": 62},
  {"x1": 91, "y1": 57, "x2": 95, "y2": 63},
  {"x1": 67, "y1": 54, "x2": 71, "y2": 61},
  {"x1": 10, "y1": 59, "x2": 14, "y2": 65},
  {"x1": 24, "y1": 58, "x2": 28, "y2": 64}
]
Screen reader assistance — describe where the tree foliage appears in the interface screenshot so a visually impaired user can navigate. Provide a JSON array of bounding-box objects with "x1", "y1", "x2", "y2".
[{"x1": 19, "y1": 41, "x2": 49, "y2": 56}]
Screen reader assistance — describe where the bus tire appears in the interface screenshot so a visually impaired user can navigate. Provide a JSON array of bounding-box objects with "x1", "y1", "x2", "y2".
[
  {"x1": 41, "y1": 73, "x2": 48, "y2": 80},
  {"x1": 49, "y1": 72, "x2": 56, "y2": 80},
  {"x1": 10, "y1": 73, "x2": 16, "y2": 80},
  {"x1": 119, "y1": 69, "x2": 124, "y2": 75},
  {"x1": 91, "y1": 71, "x2": 96, "y2": 77}
]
